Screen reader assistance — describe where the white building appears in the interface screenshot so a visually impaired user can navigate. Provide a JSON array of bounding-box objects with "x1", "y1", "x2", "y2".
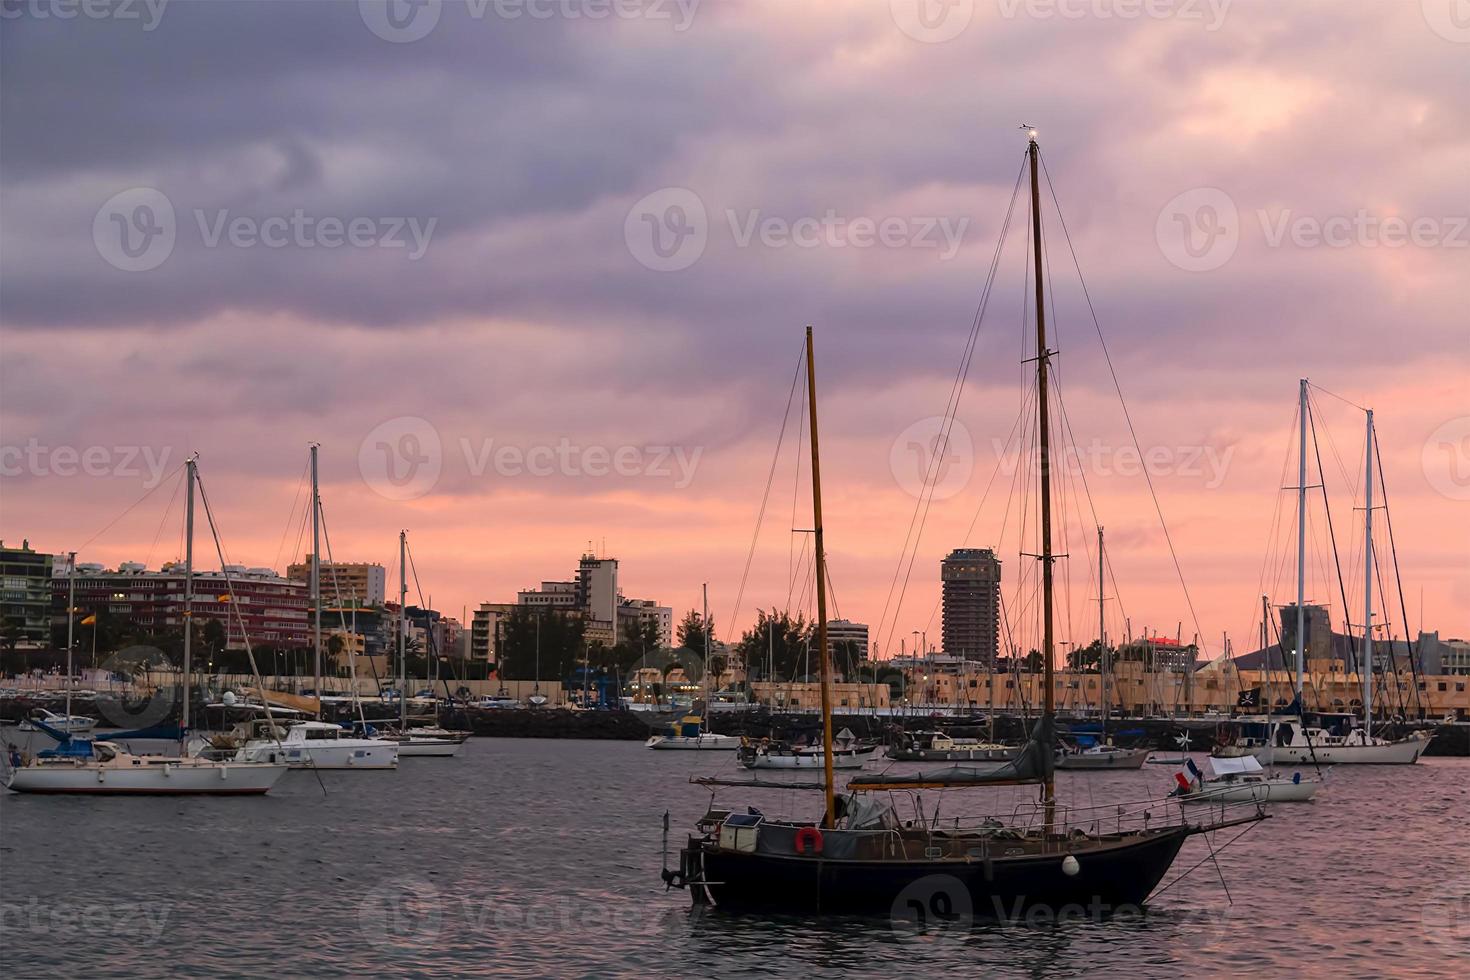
[
  {"x1": 516, "y1": 581, "x2": 579, "y2": 608},
  {"x1": 826, "y1": 619, "x2": 870, "y2": 660},
  {"x1": 620, "y1": 598, "x2": 674, "y2": 649}
]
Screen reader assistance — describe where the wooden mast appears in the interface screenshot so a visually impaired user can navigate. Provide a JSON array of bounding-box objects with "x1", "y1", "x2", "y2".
[
  {"x1": 1027, "y1": 129, "x2": 1057, "y2": 831},
  {"x1": 806, "y1": 325, "x2": 838, "y2": 828}
]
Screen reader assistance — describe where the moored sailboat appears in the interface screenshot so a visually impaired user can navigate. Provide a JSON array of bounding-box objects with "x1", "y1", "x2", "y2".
[
  {"x1": 664, "y1": 147, "x2": 1263, "y2": 914},
  {"x1": 3, "y1": 457, "x2": 288, "y2": 796}
]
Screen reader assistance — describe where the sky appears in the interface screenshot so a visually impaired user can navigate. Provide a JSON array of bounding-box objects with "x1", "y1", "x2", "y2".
[{"x1": 1, "y1": 0, "x2": 1466, "y2": 660}]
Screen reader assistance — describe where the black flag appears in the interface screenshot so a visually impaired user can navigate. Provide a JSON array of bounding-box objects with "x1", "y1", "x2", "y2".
[{"x1": 1237, "y1": 687, "x2": 1261, "y2": 708}]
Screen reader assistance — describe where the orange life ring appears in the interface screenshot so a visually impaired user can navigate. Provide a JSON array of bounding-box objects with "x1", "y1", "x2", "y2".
[{"x1": 794, "y1": 826, "x2": 824, "y2": 855}]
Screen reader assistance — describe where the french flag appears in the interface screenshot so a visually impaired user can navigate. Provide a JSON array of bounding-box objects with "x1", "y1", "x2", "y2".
[{"x1": 1175, "y1": 758, "x2": 1203, "y2": 791}]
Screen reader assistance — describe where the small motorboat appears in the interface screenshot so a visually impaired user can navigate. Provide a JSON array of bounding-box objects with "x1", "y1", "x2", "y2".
[
  {"x1": 227, "y1": 720, "x2": 399, "y2": 769},
  {"x1": 17, "y1": 708, "x2": 95, "y2": 735},
  {"x1": 646, "y1": 715, "x2": 741, "y2": 750}
]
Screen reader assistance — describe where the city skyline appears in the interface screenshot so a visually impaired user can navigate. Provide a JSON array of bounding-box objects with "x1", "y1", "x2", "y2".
[{"x1": 2, "y1": 2, "x2": 1466, "y2": 658}]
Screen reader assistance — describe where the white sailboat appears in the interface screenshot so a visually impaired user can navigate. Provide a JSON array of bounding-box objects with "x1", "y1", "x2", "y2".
[
  {"x1": 4, "y1": 457, "x2": 289, "y2": 796},
  {"x1": 6, "y1": 738, "x2": 287, "y2": 796},
  {"x1": 646, "y1": 584, "x2": 741, "y2": 750},
  {"x1": 736, "y1": 729, "x2": 877, "y2": 770},
  {"x1": 1055, "y1": 527, "x2": 1150, "y2": 772},
  {"x1": 1244, "y1": 390, "x2": 1429, "y2": 765},
  {"x1": 1174, "y1": 755, "x2": 1321, "y2": 804},
  {"x1": 376, "y1": 530, "x2": 470, "y2": 758}
]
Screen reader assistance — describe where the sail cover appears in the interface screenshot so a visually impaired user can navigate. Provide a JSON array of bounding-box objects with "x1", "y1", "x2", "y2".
[
  {"x1": 847, "y1": 715, "x2": 1055, "y2": 790},
  {"x1": 1208, "y1": 755, "x2": 1264, "y2": 776}
]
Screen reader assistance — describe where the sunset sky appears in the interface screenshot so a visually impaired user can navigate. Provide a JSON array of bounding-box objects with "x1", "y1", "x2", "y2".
[{"x1": 2, "y1": 1, "x2": 1466, "y2": 659}]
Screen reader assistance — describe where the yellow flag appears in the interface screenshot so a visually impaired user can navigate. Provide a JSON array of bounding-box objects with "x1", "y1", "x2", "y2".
[
  {"x1": 217, "y1": 594, "x2": 232, "y2": 603},
  {"x1": 80, "y1": 614, "x2": 97, "y2": 626}
]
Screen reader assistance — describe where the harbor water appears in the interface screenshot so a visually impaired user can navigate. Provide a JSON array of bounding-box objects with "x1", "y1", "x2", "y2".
[{"x1": 2, "y1": 739, "x2": 1466, "y2": 978}]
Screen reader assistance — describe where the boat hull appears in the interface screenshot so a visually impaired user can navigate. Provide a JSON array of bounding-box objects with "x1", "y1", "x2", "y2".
[
  {"x1": 1054, "y1": 748, "x2": 1152, "y2": 770},
  {"x1": 4, "y1": 760, "x2": 287, "y2": 796},
  {"x1": 240, "y1": 741, "x2": 398, "y2": 769},
  {"x1": 1248, "y1": 738, "x2": 1427, "y2": 765},
  {"x1": 393, "y1": 738, "x2": 464, "y2": 758},
  {"x1": 696, "y1": 827, "x2": 1189, "y2": 917},
  {"x1": 885, "y1": 747, "x2": 1017, "y2": 763},
  {"x1": 1179, "y1": 779, "x2": 1318, "y2": 804},
  {"x1": 738, "y1": 748, "x2": 877, "y2": 770},
  {"x1": 647, "y1": 734, "x2": 741, "y2": 750}
]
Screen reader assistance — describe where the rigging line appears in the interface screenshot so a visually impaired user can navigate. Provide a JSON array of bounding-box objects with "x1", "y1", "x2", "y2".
[
  {"x1": 271, "y1": 457, "x2": 311, "y2": 573},
  {"x1": 876, "y1": 154, "x2": 1028, "y2": 658},
  {"x1": 194, "y1": 466, "x2": 326, "y2": 793},
  {"x1": 1306, "y1": 380, "x2": 1368, "y2": 413},
  {"x1": 1038, "y1": 152, "x2": 1210, "y2": 659},
  {"x1": 919, "y1": 405, "x2": 1028, "y2": 637},
  {"x1": 318, "y1": 501, "x2": 370, "y2": 725},
  {"x1": 1374, "y1": 430, "x2": 1425, "y2": 717},
  {"x1": 1306, "y1": 392, "x2": 1354, "y2": 644},
  {"x1": 725, "y1": 343, "x2": 806, "y2": 644},
  {"x1": 142, "y1": 466, "x2": 187, "y2": 571},
  {"x1": 789, "y1": 365, "x2": 807, "y2": 597},
  {"x1": 75, "y1": 458, "x2": 190, "y2": 554},
  {"x1": 1244, "y1": 402, "x2": 1299, "y2": 666}
]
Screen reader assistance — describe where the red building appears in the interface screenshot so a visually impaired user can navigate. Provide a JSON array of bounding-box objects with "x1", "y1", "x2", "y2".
[{"x1": 54, "y1": 562, "x2": 309, "y2": 649}]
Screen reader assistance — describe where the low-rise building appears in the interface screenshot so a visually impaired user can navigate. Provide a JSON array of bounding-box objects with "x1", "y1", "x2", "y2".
[{"x1": 52, "y1": 561, "x2": 308, "y2": 649}]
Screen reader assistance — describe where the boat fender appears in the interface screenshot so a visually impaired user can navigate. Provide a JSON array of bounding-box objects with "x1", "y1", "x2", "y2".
[
  {"x1": 1292, "y1": 772, "x2": 1301, "y2": 784},
  {"x1": 1061, "y1": 855, "x2": 1080, "y2": 877},
  {"x1": 794, "y1": 826, "x2": 824, "y2": 855}
]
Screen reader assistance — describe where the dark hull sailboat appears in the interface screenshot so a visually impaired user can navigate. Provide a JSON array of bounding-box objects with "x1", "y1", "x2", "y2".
[
  {"x1": 664, "y1": 132, "x2": 1262, "y2": 919},
  {"x1": 690, "y1": 824, "x2": 1190, "y2": 916}
]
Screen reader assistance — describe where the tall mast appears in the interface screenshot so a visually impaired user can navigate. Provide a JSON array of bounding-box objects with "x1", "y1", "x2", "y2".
[
  {"x1": 701, "y1": 583, "x2": 710, "y2": 706},
  {"x1": 1097, "y1": 526, "x2": 1106, "y2": 734},
  {"x1": 1295, "y1": 379, "x2": 1307, "y2": 702},
  {"x1": 1361, "y1": 410, "x2": 1375, "y2": 734},
  {"x1": 65, "y1": 550, "x2": 76, "y2": 724},
  {"x1": 1027, "y1": 129, "x2": 1057, "y2": 829},
  {"x1": 399, "y1": 529, "x2": 408, "y2": 730},
  {"x1": 805, "y1": 325, "x2": 837, "y2": 828},
  {"x1": 310, "y1": 443, "x2": 322, "y2": 718},
  {"x1": 182, "y1": 455, "x2": 196, "y2": 732}
]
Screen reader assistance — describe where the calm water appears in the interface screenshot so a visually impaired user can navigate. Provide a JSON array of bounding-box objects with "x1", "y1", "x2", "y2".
[{"x1": 2, "y1": 739, "x2": 1466, "y2": 978}]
